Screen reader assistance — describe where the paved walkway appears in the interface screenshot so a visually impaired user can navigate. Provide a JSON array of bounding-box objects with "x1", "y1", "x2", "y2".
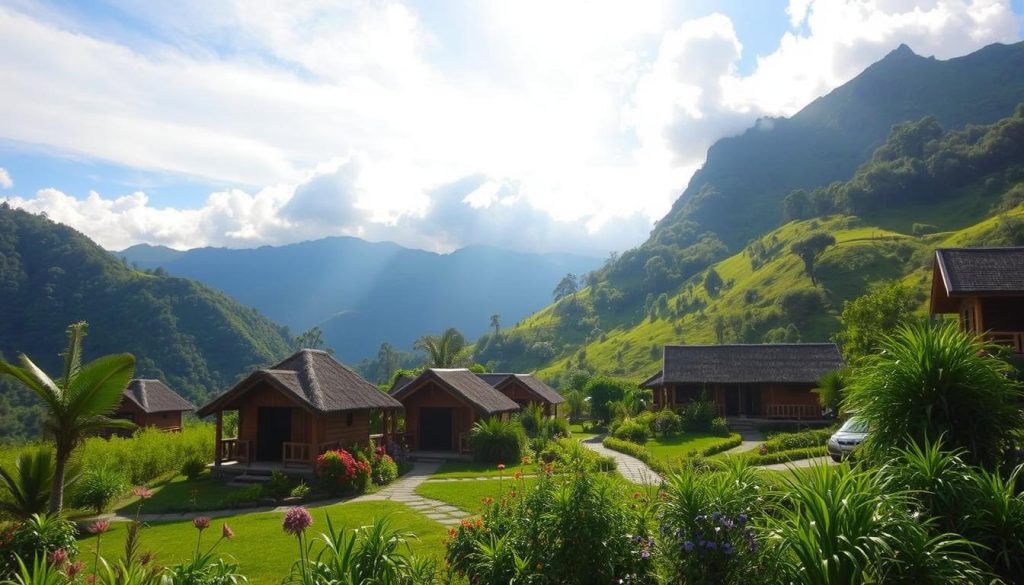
[
  {"x1": 579, "y1": 435, "x2": 662, "y2": 485},
  {"x1": 721, "y1": 439, "x2": 764, "y2": 456},
  {"x1": 760, "y1": 456, "x2": 833, "y2": 472},
  {"x1": 358, "y1": 460, "x2": 471, "y2": 525}
]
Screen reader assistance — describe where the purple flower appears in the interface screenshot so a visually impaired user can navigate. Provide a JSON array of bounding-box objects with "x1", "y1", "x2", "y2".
[
  {"x1": 640, "y1": 550, "x2": 650, "y2": 559},
  {"x1": 193, "y1": 516, "x2": 211, "y2": 531},
  {"x1": 737, "y1": 513, "x2": 748, "y2": 524},
  {"x1": 723, "y1": 543, "x2": 735, "y2": 555},
  {"x1": 704, "y1": 541, "x2": 717, "y2": 550},
  {"x1": 683, "y1": 540, "x2": 694, "y2": 551},
  {"x1": 283, "y1": 506, "x2": 313, "y2": 536}
]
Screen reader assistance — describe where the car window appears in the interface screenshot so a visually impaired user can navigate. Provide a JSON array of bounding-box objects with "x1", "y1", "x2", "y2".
[{"x1": 839, "y1": 417, "x2": 869, "y2": 433}]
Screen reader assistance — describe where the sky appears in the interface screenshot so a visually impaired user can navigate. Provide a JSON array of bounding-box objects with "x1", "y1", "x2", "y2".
[{"x1": 0, "y1": 0, "x2": 1022, "y2": 256}]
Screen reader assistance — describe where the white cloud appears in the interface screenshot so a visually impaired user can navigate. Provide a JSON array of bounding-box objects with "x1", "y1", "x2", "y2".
[
  {"x1": 0, "y1": 1, "x2": 1019, "y2": 254},
  {"x1": 0, "y1": 168, "x2": 11, "y2": 189}
]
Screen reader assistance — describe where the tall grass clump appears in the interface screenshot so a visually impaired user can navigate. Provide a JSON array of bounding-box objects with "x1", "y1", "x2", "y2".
[
  {"x1": 470, "y1": 418, "x2": 525, "y2": 464},
  {"x1": 843, "y1": 321, "x2": 1023, "y2": 468},
  {"x1": 74, "y1": 424, "x2": 214, "y2": 485}
]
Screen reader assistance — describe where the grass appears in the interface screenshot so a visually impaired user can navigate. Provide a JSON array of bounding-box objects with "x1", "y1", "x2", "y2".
[
  {"x1": 78, "y1": 501, "x2": 445, "y2": 585},
  {"x1": 569, "y1": 423, "x2": 598, "y2": 440},
  {"x1": 113, "y1": 472, "x2": 254, "y2": 515},
  {"x1": 430, "y1": 461, "x2": 532, "y2": 479},
  {"x1": 416, "y1": 477, "x2": 538, "y2": 514},
  {"x1": 643, "y1": 433, "x2": 739, "y2": 462}
]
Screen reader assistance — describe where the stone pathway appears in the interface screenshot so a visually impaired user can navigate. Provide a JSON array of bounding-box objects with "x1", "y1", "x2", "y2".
[
  {"x1": 760, "y1": 456, "x2": 834, "y2": 472},
  {"x1": 579, "y1": 435, "x2": 662, "y2": 485},
  {"x1": 720, "y1": 439, "x2": 764, "y2": 456},
  {"x1": 359, "y1": 459, "x2": 471, "y2": 525}
]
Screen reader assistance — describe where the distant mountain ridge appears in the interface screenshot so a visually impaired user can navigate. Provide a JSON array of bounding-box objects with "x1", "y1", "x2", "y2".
[
  {"x1": 116, "y1": 238, "x2": 601, "y2": 362},
  {"x1": 0, "y1": 204, "x2": 294, "y2": 410}
]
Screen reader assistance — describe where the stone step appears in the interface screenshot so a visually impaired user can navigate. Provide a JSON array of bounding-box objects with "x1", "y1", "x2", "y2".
[{"x1": 228, "y1": 474, "x2": 273, "y2": 486}]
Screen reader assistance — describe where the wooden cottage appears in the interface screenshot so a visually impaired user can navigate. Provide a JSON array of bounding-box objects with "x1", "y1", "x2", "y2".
[
  {"x1": 643, "y1": 343, "x2": 844, "y2": 419},
  {"x1": 113, "y1": 379, "x2": 194, "y2": 432},
  {"x1": 477, "y1": 373, "x2": 565, "y2": 416},
  {"x1": 389, "y1": 368, "x2": 520, "y2": 453},
  {"x1": 930, "y1": 247, "x2": 1024, "y2": 354},
  {"x1": 197, "y1": 349, "x2": 403, "y2": 471}
]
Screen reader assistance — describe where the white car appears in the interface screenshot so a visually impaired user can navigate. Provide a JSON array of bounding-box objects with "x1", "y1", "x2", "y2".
[{"x1": 827, "y1": 417, "x2": 869, "y2": 461}]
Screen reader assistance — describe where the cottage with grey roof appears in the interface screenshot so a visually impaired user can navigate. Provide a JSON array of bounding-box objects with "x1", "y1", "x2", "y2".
[
  {"x1": 930, "y1": 247, "x2": 1024, "y2": 354},
  {"x1": 643, "y1": 343, "x2": 844, "y2": 420},
  {"x1": 113, "y1": 379, "x2": 195, "y2": 433},
  {"x1": 477, "y1": 373, "x2": 565, "y2": 416}
]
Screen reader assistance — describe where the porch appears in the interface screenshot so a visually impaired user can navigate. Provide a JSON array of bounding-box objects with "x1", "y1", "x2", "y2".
[
  {"x1": 655, "y1": 383, "x2": 827, "y2": 420},
  {"x1": 986, "y1": 331, "x2": 1024, "y2": 354}
]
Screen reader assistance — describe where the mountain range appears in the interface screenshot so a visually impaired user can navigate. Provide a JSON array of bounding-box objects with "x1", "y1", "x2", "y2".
[{"x1": 116, "y1": 239, "x2": 601, "y2": 362}]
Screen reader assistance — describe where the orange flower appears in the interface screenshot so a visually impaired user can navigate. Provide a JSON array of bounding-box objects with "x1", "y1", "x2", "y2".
[
  {"x1": 659, "y1": 491, "x2": 669, "y2": 499},
  {"x1": 514, "y1": 471, "x2": 523, "y2": 480},
  {"x1": 632, "y1": 492, "x2": 642, "y2": 500},
  {"x1": 482, "y1": 497, "x2": 494, "y2": 505}
]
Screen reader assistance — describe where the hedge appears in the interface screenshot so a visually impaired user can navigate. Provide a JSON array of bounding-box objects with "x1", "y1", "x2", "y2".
[
  {"x1": 739, "y1": 446, "x2": 828, "y2": 466},
  {"x1": 602, "y1": 433, "x2": 743, "y2": 476}
]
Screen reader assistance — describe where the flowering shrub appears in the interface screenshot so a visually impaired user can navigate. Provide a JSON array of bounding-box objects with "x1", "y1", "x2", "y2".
[
  {"x1": 371, "y1": 447, "x2": 398, "y2": 485},
  {"x1": 0, "y1": 513, "x2": 79, "y2": 578},
  {"x1": 315, "y1": 449, "x2": 370, "y2": 494}
]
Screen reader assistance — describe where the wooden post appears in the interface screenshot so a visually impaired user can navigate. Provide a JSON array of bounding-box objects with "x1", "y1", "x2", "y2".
[
  {"x1": 214, "y1": 410, "x2": 223, "y2": 468},
  {"x1": 309, "y1": 412, "x2": 319, "y2": 466}
]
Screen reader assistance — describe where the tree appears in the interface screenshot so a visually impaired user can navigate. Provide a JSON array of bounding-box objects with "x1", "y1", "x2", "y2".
[
  {"x1": 713, "y1": 315, "x2": 726, "y2": 344},
  {"x1": 376, "y1": 342, "x2": 398, "y2": 383},
  {"x1": 783, "y1": 189, "x2": 812, "y2": 221},
  {"x1": 552, "y1": 273, "x2": 579, "y2": 302},
  {"x1": 584, "y1": 376, "x2": 630, "y2": 424},
  {"x1": 294, "y1": 326, "x2": 331, "y2": 353},
  {"x1": 0, "y1": 448, "x2": 58, "y2": 519},
  {"x1": 564, "y1": 389, "x2": 587, "y2": 423},
  {"x1": 703, "y1": 269, "x2": 724, "y2": 297},
  {"x1": 835, "y1": 281, "x2": 918, "y2": 359},
  {"x1": 489, "y1": 314, "x2": 501, "y2": 337},
  {"x1": 790, "y1": 232, "x2": 836, "y2": 285},
  {"x1": 414, "y1": 327, "x2": 471, "y2": 368},
  {"x1": 0, "y1": 322, "x2": 135, "y2": 512},
  {"x1": 843, "y1": 321, "x2": 1023, "y2": 469}
]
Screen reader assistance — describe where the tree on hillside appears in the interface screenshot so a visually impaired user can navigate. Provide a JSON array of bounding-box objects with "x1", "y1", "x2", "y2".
[
  {"x1": 552, "y1": 273, "x2": 579, "y2": 301},
  {"x1": 703, "y1": 268, "x2": 724, "y2": 297},
  {"x1": 489, "y1": 314, "x2": 501, "y2": 337},
  {"x1": 294, "y1": 326, "x2": 331, "y2": 353},
  {"x1": 414, "y1": 327, "x2": 472, "y2": 368},
  {"x1": 0, "y1": 322, "x2": 135, "y2": 512},
  {"x1": 790, "y1": 232, "x2": 836, "y2": 285},
  {"x1": 835, "y1": 281, "x2": 918, "y2": 359},
  {"x1": 376, "y1": 342, "x2": 398, "y2": 383},
  {"x1": 783, "y1": 189, "x2": 812, "y2": 221}
]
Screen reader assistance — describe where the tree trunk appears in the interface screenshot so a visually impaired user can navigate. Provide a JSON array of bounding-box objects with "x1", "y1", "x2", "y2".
[{"x1": 49, "y1": 447, "x2": 67, "y2": 514}]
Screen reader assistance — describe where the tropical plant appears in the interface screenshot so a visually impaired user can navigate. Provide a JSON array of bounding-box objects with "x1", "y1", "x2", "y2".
[
  {"x1": 812, "y1": 369, "x2": 845, "y2": 414},
  {"x1": 413, "y1": 328, "x2": 471, "y2": 368},
  {"x1": 563, "y1": 389, "x2": 587, "y2": 422},
  {"x1": 70, "y1": 464, "x2": 127, "y2": 513},
  {"x1": 843, "y1": 321, "x2": 1023, "y2": 468},
  {"x1": 0, "y1": 449, "x2": 57, "y2": 519},
  {"x1": 0, "y1": 513, "x2": 79, "y2": 578},
  {"x1": 0, "y1": 322, "x2": 135, "y2": 512},
  {"x1": 469, "y1": 418, "x2": 525, "y2": 464},
  {"x1": 516, "y1": 403, "x2": 544, "y2": 437}
]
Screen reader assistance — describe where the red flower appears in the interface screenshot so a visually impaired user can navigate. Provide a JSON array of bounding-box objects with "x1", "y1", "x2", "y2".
[
  {"x1": 64, "y1": 560, "x2": 85, "y2": 579},
  {"x1": 632, "y1": 492, "x2": 642, "y2": 500},
  {"x1": 514, "y1": 471, "x2": 523, "y2": 480}
]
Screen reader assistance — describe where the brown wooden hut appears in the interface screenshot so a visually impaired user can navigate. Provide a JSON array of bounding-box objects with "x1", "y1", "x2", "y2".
[
  {"x1": 113, "y1": 379, "x2": 194, "y2": 432},
  {"x1": 197, "y1": 349, "x2": 403, "y2": 471},
  {"x1": 643, "y1": 344, "x2": 843, "y2": 420},
  {"x1": 389, "y1": 369, "x2": 520, "y2": 454},
  {"x1": 477, "y1": 373, "x2": 565, "y2": 416},
  {"x1": 930, "y1": 247, "x2": 1024, "y2": 354}
]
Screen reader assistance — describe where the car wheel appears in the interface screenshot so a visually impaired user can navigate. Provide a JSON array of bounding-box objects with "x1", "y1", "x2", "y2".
[{"x1": 830, "y1": 455, "x2": 841, "y2": 463}]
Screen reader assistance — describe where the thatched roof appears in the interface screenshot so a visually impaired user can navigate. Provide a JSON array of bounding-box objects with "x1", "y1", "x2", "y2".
[
  {"x1": 390, "y1": 368, "x2": 520, "y2": 415},
  {"x1": 476, "y1": 373, "x2": 565, "y2": 406},
  {"x1": 643, "y1": 343, "x2": 843, "y2": 387},
  {"x1": 931, "y1": 248, "x2": 1024, "y2": 313},
  {"x1": 122, "y1": 379, "x2": 194, "y2": 414},
  {"x1": 197, "y1": 349, "x2": 402, "y2": 416}
]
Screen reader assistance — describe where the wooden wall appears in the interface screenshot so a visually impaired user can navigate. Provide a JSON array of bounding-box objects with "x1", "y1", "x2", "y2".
[
  {"x1": 496, "y1": 380, "x2": 553, "y2": 416},
  {"x1": 400, "y1": 381, "x2": 475, "y2": 451},
  {"x1": 320, "y1": 410, "x2": 372, "y2": 449},
  {"x1": 113, "y1": 399, "x2": 184, "y2": 431},
  {"x1": 650, "y1": 382, "x2": 820, "y2": 418}
]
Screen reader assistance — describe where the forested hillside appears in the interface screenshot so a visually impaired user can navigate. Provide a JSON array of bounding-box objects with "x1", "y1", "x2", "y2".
[
  {"x1": 0, "y1": 205, "x2": 294, "y2": 440},
  {"x1": 479, "y1": 98, "x2": 1024, "y2": 384},
  {"x1": 118, "y1": 239, "x2": 599, "y2": 362}
]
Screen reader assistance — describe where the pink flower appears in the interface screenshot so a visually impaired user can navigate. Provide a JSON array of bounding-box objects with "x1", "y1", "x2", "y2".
[
  {"x1": 282, "y1": 507, "x2": 313, "y2": 536},
  {"x1": 48, "y1": 549, "x2": 68, "y2": 566},
  {"x1": 222, "y1": 523, "x2": 234, "y2": 539},
  {"x1": 497, "y1": 464, "x2": 505, "y2": 470},
  {"x1": 131, "y1": 486, "x2": 153, "y2": 499},
  {"x1": 87, "y1": 520, "x2": 110, "y2": 534},
  {"x1": 64, "y1": 560, "x2": 85, "y2": 579},
  {"x1": 193, "y1": 516, "x2": 211, "y2": 531}
]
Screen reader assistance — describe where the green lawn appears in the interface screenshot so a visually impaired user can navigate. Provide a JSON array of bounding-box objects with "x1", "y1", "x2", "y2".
[
  {"x1": 643, "y1": 433, "x2": 738, "y2": 462},
  {"x1": 79, "y1": 501, "x2": 445, "y2": 585},
  {"x1": 416, "y1": 478, "x2": 537, "y2": 514},
  {"x1": 569, "y1": 423, "x2": 598, "y2": 440},
  {"x1": 430, "y1": 460, "x2": 533, "y2": 479},
  {"x1": 114, "y1": 472, "x2": 256, "y2": 514}
]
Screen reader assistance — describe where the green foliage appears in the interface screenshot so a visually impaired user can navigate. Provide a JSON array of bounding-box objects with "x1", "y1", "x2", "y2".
[
  {"x1": 264, "y1": 471, "x2": 293, "y2": 501},
  {"x1": 843, "y1": 321, "x2": 1023, "y2": 468},
  {"x1": 181, "y1": 458, "x2": 207, "y2": 481},
  {"x1": 516, "y1": 403, "x2": 543, "y2": 437},
  {"x1": 835, "y1": 281, "x2": 917, "y2": 359},
  {"x1": 77, "y1": 425, "x2": 214, "y2": 486},
  {"x1": 370, "y1": 451, "x2": 398, "y2": 486},
  {"x1": 469, "y1": 418, "x2": 525, "y2": 464},
  {"x1": 703, "y1": 268, "x2": 724, "y2": 297},
  {"x1": 0, "y1": 449, "x2": 55, "y2": 519},
  {"x1": 760, "y1": 428, "x2": 834, "y2": 454},
  {"x1": 0, "y1": 514, "x2": 79, "y2": 578},
  {"x1": 652, "y1": 409, "x2": 682, "y2": 438},
  {"x1": 813, "y1": 370, "x2": 846, "y2": 413},
  {"x1": 790, "y1": 233, "x2": 836, "y2": 285},
  {"x1": 552, "y1": 273, "x2": 579, "y2": 301},
  {"x1": 413, "y1": 328, "x2": 471, "y2": 368},
  {"x1": 709, "y1": 417, "x2": 730, "y2": 438},
  {"x1": 584, "y1": 376, "x2": 632, "y2": 424},
  {"x1": 683, "y1": 396, "x2": 717, "y2": 433},
  {"x1": 71, "y1": 464, "x2": 127, "y2": 513},
  {"x1": 611, "y1": 418, "x2": 649, "y2": 444}
]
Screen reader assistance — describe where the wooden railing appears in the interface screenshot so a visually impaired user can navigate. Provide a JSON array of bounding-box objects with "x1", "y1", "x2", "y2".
[
  {"x1": 317, "y1": 441, "x2": 341, "y2": 455},
  {"x1": 283, "y1": 442, "x2": 312, "y2": 467},
  {"x1": 458, "y1": 432, "x2": 471, "y2": 454},
  {"x1": 987, "y1": 331, "x2": 1024, "y2": 353},
  {"x1": 219, "y1": 439, "x2": 249, "y2": 463},
  {"x1": 765, "y1": 404, "x2": 822, "y2": 419}
]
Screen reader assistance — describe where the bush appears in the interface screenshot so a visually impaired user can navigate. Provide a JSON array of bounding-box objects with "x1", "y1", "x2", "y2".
[
  {"x1": 371, "y1": 450, "x2": 399, "y2": 486},
  {"x1": 316, "y1": 449, "x2": 370, "y2": 495},
  {"x1": 541, "y1": 417, "x2": 571, "y2": 440},
  {"x1": 290, "y1": 482, "x2": 311, "y2": 499},
  {"x1": 75, "y1": 424, "x2": 214, "y2": 485},
  {"x1": 0, "y1": 513, "x2": 79, "y2": 578},
  {"x1": 181, "y1": 458, "x2": 206, "y2": 481},
  {"x1": 219, "y1": 485, "x2": 263, "y2": 508},
  {"x1": 612, "y1": 418, "x2": 649, "y2": 444},
  {"x1": 70, "y1": 464, "x2": 127, "y2": 513},
  {"x1": 709, "y1": 417, "x2": 730, "y2": 437},
  {"x1": 741, "y1": 446, "x2": 826, "y2": 466},
  {"x1": 470, "y1": 418, "x2": 526, "y2": 464},
  {"x1": 760, "y1": 427, "x2": 834, "y2": 454},
  {"x1": 264, "y1": 471, "x2": 293, "y2": 500},
  {"x1": 518, "y1": 403, "x2": 544, "y2": 437},
  {"x1": 682, "y1": 397, "x2": 717, "y2": 433},
  {"x1": 652, "y1": 409, "x2": 682, "y2": 437}
]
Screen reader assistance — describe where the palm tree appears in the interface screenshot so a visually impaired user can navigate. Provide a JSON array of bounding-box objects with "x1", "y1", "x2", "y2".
[
  {"x1": 414, "y1": 328, "x2": 471, "y2": 368},
  {"x1": 0, "y1": 448, "x2": 57, "y2": 519},
  {"x1": 0, "y1": 322, "x2": 135, "y2": 512}
]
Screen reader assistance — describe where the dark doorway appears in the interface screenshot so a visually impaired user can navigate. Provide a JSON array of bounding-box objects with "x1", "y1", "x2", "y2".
[
  {"x1": 725, "y1": 386, "x2": 761, "y2": 417},
  {"x1": 725, "y1": 386, "x2": 739, "y2": 417},
  {"x1": 257, "y1": 407, "x2": 292, "y2": 461},
  {"x1": 419, "y1": 408, "x2": 454, "y2": 451}
]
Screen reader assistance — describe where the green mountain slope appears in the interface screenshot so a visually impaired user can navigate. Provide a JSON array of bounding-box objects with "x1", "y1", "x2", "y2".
[
  {"x1": 0, "y1": 204, "x2": 294, "y2": 423},
  {"x1": 483, "y1": 101, "x2": 1024, "y2": 385}
]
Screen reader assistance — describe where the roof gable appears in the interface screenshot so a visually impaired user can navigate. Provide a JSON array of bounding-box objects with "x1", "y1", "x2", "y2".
[
  {"x1": 198, "y1": 349, "x2": 401, "y2": 416},
  {"x1": 934, "y1": 247, "x2": 1024, "y2": 296},
  {"x1": 123, "y1": 379, "x2": 195, "y2": 414},
  {"x1": 498, "y1": 374, "x2": 565, "y2": 405},
  {"x1": 391, "y1": 369, "x2": 520, "y2": 414},
  {"x1": 653, "y1": 343, "x2": 844, "y2": 385}
]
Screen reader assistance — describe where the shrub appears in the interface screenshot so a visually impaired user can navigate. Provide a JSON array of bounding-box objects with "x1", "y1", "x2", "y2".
[
  {"x1": 470, "y1": 418, "x2": 525, "y2": 464},
  {"x1": 76, "y1": 424, "x2": 215, "y2": 485},
  {"x1": 760, "y1": 427, "x2": 833, "y2": 454},
  {"x1": 0, "y1": 513, "x2": 79, "y2": 578},
  {"x1": 290, "y1": 482, "x2": 311, "y2": 499},
  {"x1": 612, "y1": 418, "x2": 649, "y2": 444},
  {"x1": 652, "y1": 409, "x2": 682, "y2": 437},
  {"x1": 264, "y1": 471, "x2": 293, "y2": 500},
  {"x1": 541, "y1": 416, "x2": 571, "y2": 440},
  {"x1": 709, "y1": 417, "x2": 730, "y2": 437},
  {"x1": 219, "y1": 485, "x2": 263, "y2": 508},
  {"x1": 315, "y1": 449, "x2": 370, "y2": 495},
  {"x1": 843, "y1": 321, "x2": 1023, "y2": 468},
  {"x1": 371, "y1": 451, "x2": 399, "y2": 486},
  {"x1": 181, "y1": 458, "x2": 207, "y2": 481},
  {"x1": 518, "y1": 403, "x2": 544, "y2": 437},
  {"x1": 70, "y1": 464, "x2": 127, "y2": 513},
  {"x1": 0, "y1": 448, "x2": 55, "y2": 519},
  {"x1": 682, "y1": 395, "x2": 717, "y2": 433}
]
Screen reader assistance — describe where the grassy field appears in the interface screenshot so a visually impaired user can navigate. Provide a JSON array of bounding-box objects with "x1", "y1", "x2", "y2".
[
  {"x1": 80, "y1": 501, "x2": 445, "y2": 585},
  {"x1": 416, "y1": 478, "x2": 538, "y2": 514},
  {"x1": 430, "y1": 460, "x2": 533, "y2": 479},
  {"x1": 114, "y1": 472, "x2": 254, "y2": 514},
  {"x1": 569, "y1": 423, "x2": 598, "y2": 440},
  {"x1": 643, "y1": 433, "x2": 738, "y2": 462}
]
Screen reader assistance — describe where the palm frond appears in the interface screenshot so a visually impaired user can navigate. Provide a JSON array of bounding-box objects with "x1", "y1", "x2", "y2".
[{"x1": 60, "y1": 321, "x2": 87, "y2": 388}]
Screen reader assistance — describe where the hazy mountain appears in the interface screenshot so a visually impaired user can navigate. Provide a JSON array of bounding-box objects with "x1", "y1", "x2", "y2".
[{"x1": 117, "y1": 238, "x2": 601, "y2": 362}]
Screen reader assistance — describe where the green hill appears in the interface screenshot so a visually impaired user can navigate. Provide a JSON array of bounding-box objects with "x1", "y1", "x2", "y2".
[
  {"x1": 478, "y1": 99, "x2": 1024, "y2": 385},
  {"x1": 0, "y1": 204, "x2": 294, "y2": 439}
]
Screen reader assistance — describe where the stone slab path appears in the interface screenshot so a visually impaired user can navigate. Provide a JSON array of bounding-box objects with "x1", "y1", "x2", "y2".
[
  {"x1": 580, "y1": 435, "x2": 662, "y2": 485},
  {"x1": 760, "y1": 456, "x2": 834, "y2": 472},
  {"x1": 359, "y1": 459, "x2": 472, "y2": 525},
  {"x1": 720, "y1": 440, "x2": 764, "y2": 457}
]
